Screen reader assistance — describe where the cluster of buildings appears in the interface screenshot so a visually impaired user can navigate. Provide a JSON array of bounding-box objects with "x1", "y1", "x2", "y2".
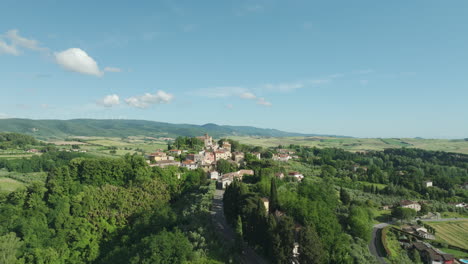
[
  {"x1": 147, "y1": 134, "x2": 248, "y2": 170},
  {"x1": 412, "y1": 242, "x2": 454, "y2": 264},
  {"x1": 272, "y1": 149, "x2": 298, "y2": 162},
  {"x1": 217, "y1": 169, "x2": 255, "y2": 189},
  {"x1": 401, "y1": 224, "x2": 435, "y2": 240},
  {"x1": 275, "y1": 172, "x2": 304, "y2": 182},
  {"x1": 145, "y1": 134, "x2": 307, "y2": 189},
  {"x1": 400, "y1": 200, "x2": 422, "y2": 211}
]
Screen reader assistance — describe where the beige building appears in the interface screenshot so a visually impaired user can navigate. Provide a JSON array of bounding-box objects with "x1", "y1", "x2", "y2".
[
  {"x1": 151, "y1": 160, "x2": 181, "y2": 168},
  {"x1": 148, "y1": 152, "x2": 167, "y2": 162},
  {"x1": 232, "y1": 152, "x2": 245, "y2": 163},
  {"x1": 214, "y1": 149, "x2": 231, "y2": 161},
  {"x1": 400, "y1": 200, "x2": 421, "y2": 212},
  {"x1": 197, "y1": 133, "x2": 214, "y2": 148}
]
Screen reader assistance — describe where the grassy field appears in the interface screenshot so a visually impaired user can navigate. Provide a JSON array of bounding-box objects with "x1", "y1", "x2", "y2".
[
  {"x1": 229, "y1": 136, "x2": 468, "y2": 154},
  {"x1": 426, "y1": 220, "x2": 468, "y2": 249},
  {"x1": 48, "y1": 136, "x2": 168, "y2": 157},
  {"x1": 0, "y1": 177, "x2": 26, "y2": 192}
]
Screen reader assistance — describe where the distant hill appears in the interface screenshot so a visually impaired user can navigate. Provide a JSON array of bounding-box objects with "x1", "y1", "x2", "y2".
[{"x1": 0, "y1": 119, "x2": 344, "y2": 139}]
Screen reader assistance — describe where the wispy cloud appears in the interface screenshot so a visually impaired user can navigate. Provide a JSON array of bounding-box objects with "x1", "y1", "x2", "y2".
[
  {"x1": 0, "y1": 29, "x2": 47, "y2": 55},
  {"x1": 235, "y1": 4, "x2": 264, "y2": 16},
  {"x1": 257, "y1": 98, "x2": 272, "y2": 107},
  {"x1": 0, "y1": 40, "x2": 19, "y2": 55},
  {"x1": 125, "y1": 90, "x2": 174, "y2": 109},
  {"x1": 5, "y1": 29, "x2": 47, "y2": 52},
  {"x1": 97, "y1": 94, "x2": 120, "y2": 107},
  {"x1": 104, "y1": 67, "x2": 122, "y2": 73},
  {"x1": 55, "y1": 48, "x2": 103, "y2": 77},
  {"x1": 194, "y1": 86, "x2": 254, "y2": 99},
  {"x1": 263, "y1": 82, "x2": 304, "y2": 92},
  {"x1": 226, "y1": 104, "x2": 234, "y2": 109},
  {"x1": 239, "y1": 92, "x2": 256, "y2": 99}
]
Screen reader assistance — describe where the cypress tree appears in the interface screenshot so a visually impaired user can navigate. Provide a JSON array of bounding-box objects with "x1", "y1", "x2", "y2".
[
  {"x1": 298, "y1": 224, "x2": 325, "y2": 264},
  {"x1": 269, "y1": 178, "x2": 279, "y2": 214},
  {"x1": 339, "y1": 187, "x2": 351, "y2": 206}
]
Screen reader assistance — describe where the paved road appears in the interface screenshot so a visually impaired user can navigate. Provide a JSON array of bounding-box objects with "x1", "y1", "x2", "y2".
[
  {"x1": 369, "y1": 223, "x2": 389, "y2": 264},
  {"x1": 211, "y1": 189, "x2": 269, "y2": 264}
]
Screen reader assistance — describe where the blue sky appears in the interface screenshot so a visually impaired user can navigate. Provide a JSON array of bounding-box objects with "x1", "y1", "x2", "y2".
[{"x1": 0, "y1": 0, "x2": 467, "y2": 138}]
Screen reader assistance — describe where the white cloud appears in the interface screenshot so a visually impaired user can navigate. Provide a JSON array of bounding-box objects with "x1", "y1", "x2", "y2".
[
  {"x1": 263, "y1": 82, "x2": 305, "y2": 92},
  {"x1": 257, "y1": 98, "x2": 272, "y2": 107},
  {"x1": 194, "y1": 86, "x2": 257, "y2": 99},
  {"x1": 98, "y1": 94, "x2": 120, "y2": 107},
  {"x1": 104, "y1": 67, "x2": 122, "y2": 73},
  {"x1": 239, "y1": 92, "x2": 256, "y2": 99},
  {"x1": 54, "y1": 48, "x2": 103, "y2": 76},
  {"x1": 226, "y1": 104, "x2": 233, "y2": 109},
  {"x1": 125, "y1": 90, "x2": 174, "y2": 108},
  {"x1": 5, "y1": 29, "x2": 45, "y2": 51},
  {"x1": 0, "y1": 40, "x2": 19, "y2": 55}
]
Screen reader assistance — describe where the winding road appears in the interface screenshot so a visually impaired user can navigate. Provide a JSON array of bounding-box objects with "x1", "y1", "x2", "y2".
[
  {"x1": 369, "y1": 223, "x2": 389, "y2": 264},
  {"x1": 211, "y1": 189, "x2": 269, "y2": 264},
  {"x1": 368, "y1": 218, "x2": 468, "y2": 263}
]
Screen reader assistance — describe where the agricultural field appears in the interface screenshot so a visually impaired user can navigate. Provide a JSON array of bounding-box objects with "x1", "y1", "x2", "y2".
[
  {"x1": 48, "y1": 136, "x2": 169, "y2": 157},
  {"x1": 0, "y1": 177, "x2": 25, "y2": 193},
  {"x1": 229, "y1": 136, "x2": 468, "y2": 154},
  {"x1": 426, "y1": 220, "x2": 468, "y2": 249}
]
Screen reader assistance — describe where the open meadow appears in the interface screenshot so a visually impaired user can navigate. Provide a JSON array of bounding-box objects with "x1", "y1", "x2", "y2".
[{"x1": 0, "y1": 177, "x2": 25, "y2": 193}]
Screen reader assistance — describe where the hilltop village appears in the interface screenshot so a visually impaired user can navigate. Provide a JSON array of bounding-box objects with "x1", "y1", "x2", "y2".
[{"x1": 145, "y1": 133, "x2": 303, "y2": 188}]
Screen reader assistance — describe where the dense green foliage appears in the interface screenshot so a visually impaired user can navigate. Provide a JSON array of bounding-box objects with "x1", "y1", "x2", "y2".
[
  {"x1": 0, "y1": 151, "x2": 87, "y2": 173},
  {"x1": 0, "y1": 152, "x2": 228, "y2": 263},
  {"x1": 170, "y1": 136, "x2": 204, "y2": 151},
  {"x1": 292, "y1": 146, "x2": 468, "y2": 202},
  {"x1": 0, "y1": 133, "x2": 40, "y2": 149}
]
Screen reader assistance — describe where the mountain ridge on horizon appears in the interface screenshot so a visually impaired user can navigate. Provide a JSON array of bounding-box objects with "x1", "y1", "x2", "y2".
[{"x1": 0, "y1": 118, "x2": 349, "y2": 139}]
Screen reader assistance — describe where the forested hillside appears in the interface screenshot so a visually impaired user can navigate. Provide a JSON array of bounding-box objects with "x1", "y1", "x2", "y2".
[
  {"x1": 0, "y1": 119, "x2": 324, "y2": 139},
  {"x1": 0, "y1": 152, "x2": 232, "y2": 263}
]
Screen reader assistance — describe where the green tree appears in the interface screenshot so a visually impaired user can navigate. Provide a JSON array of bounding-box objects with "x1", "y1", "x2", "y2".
[
  {"x1": 340, "y1": 187, "x2": 351, "y2": 206},
  {"x1": 298, "y1": 225, "x2": 325, "y2": 264},
  {"x1": 269, "y1": 178, "x2": 279, "y2": 214},
  {"x1": 0, "y1": 232, "x2": 23, "y2": 264},
  {"x1": 347, "y1": 206, "x2": 373, "y2": 242},
  {"x1": 235, "y1": 215, "x2": 244, "y2": 253},
  {"x1": 216, "y1": 159, "x2": 237, "y2": 174}
]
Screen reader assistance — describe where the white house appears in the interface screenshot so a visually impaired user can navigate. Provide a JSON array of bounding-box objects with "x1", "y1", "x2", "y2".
[
  {"x1": 288, "y1": 171, "x2": 304, "y2": 181},
  {"x1": 181, "y1": 160, "x2": 198, "y2": 170},
  {"x1": 423, "y1": 181, "x2": 433, "y2": 188},
  {"x1": 209, "y1": 171, "x2": 219, "y2": 180},
  {"x1": 400, "y1": 200, "x2": 421, "y2": 212}
]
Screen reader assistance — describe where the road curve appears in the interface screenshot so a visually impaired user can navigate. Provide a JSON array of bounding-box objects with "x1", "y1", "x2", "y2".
[
  {"x1": 369, "y1": 223, "x2": 389, "y2": 264},
  {"x1": 211, "y1": 189, "x2": 269, "y2": 264}
]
